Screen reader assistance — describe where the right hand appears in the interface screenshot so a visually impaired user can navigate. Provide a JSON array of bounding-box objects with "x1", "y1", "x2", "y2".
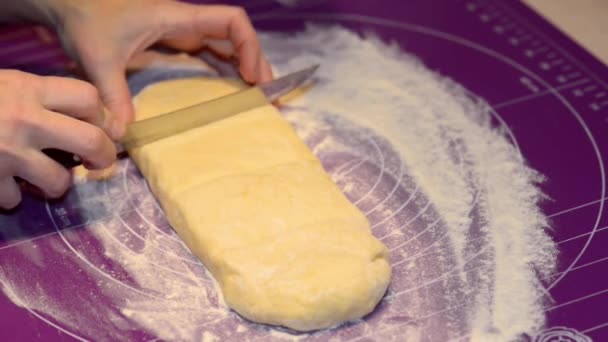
[
  {"x1": 45, "y1": 0, "x2": 273, "y2": 137},
  {"x1": 0, "y1": 69, "x2": 117, "y2": 209}
]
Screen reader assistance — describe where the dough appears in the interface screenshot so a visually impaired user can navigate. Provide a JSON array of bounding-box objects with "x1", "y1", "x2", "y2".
[
  {"x1": 73, "y1": 164, "x2": 117, "y2": 181},
  {"x1": 130, "y1": 77, "x2": 391, "y2": 331}
]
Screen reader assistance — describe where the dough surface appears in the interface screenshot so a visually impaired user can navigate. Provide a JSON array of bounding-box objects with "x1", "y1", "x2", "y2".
[{"x1": 131, "y1": 77, "x2": 391, "y2": 331}]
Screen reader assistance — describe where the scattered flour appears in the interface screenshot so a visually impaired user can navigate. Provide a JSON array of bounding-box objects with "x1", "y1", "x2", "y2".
[
  {"x1": 261, "y1": 26, "x2": 556, "y2": 341},
  {"x1": 0, "y1": 25, "x2": 556, "y2": 342}
]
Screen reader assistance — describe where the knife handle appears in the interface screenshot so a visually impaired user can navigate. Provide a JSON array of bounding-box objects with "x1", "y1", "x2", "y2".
[
  {"x1": 43, "y1": 145, "x2": 127, "y2": 169},
  {"x1": 43, "y1": 148, "x2": 83, "y2": 169},
  {"x1": 120, "y1": 86, "x2": 268, "y2": 150}
]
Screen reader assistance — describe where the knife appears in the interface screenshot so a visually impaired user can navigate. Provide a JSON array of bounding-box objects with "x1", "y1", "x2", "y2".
[{"x1": 43, "y1": 64, "x2": 319, "y2": 169}]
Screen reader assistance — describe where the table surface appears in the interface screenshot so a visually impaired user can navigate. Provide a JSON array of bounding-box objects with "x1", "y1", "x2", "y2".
[
  {"x1": 0, "y1": 1, "x2": 607, "y2": 341},
  {"x1": 524, "y1": 0, "x2": 608, "y2": 64}
]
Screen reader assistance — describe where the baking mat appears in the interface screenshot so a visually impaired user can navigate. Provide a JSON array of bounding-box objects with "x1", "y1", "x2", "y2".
[{"x1": 0, "y1": 0, "x2": 606, "y2": 341}]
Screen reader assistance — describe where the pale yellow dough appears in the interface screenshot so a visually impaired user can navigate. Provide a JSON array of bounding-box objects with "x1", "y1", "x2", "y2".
[{"x1": 131, "y1": 77, "x2": 391, "y2": 331}]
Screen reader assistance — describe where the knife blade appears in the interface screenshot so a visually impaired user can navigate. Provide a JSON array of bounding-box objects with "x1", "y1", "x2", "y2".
[{"x1": 43, "y1": 64, "x2": 319, "y2": 168}]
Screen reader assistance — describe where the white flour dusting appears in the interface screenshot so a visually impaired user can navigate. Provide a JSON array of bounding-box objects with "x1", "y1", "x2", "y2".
[
  {"x1": 261, "y1": 26, "x2": 556, "y2": 341},
  {"x1": 0, "y1": 25, "x2": 556, "y2": 342}
]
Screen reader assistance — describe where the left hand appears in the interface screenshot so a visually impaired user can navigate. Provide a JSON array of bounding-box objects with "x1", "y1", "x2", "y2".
[{"x1": 45, "y1": 0, "x2": 273, "y2": 138}]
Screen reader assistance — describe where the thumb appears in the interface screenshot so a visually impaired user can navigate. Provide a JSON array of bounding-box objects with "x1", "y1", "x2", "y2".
[{"x1": 87, "y1": 63, "x2": 134, "y2": 140}]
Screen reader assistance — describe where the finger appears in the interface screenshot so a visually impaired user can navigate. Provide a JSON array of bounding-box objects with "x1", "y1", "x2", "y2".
[
  {"x1": 160, "y1": 36, "x2": 206, "y2": 52},
  {"x1": 205, "y1": 39, "x2": 236, "y2": 58},
  {"x1": 15, "y1": 149, "x2": 71, "y2": 199},
  {"x1": 34, "y1": 110, "x2": 117, "y2": 170},
  {"x1": 167, "y1": 5, "x2": 263, "y2": 83},
  {"x1": 0, "y1": 177, "x2": 21, "y2": 210},
  {"x1": 83, "y1": 62, "x2": 134, "y2": 139},
  {"x1": 162, "y1": 33, "x2": 236, "y2": 60},
  {"x1": 257, "y1": 54, "x2": 274, "y2": 83},
  {"x1": 38, "y1": 76, "x2": 109, "y2": 131}
]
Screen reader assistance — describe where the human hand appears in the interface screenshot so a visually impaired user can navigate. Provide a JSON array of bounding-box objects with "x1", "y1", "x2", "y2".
[
  {"x1": 0, "y1": 70, "x2": 117, "y2": 209},
  {"x1": 46, "y1": 0, "x2": 273, "y2": 137}
]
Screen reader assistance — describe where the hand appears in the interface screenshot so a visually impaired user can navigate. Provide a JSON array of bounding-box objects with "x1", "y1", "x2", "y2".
[
  {"x1": 0, "y1": 70, "x2": 117, "y2": 209},
  {"x1": 46, "y1": 0, "x2": 273, "y2": 137}
]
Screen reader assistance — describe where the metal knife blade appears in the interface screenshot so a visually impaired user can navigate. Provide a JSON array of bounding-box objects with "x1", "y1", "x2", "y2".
[
  {"x1": 44, "y1": 64, "x2": 319, "y2": 168},
  {"x1": 259, "y1": 64, "x2": 319, "y2": 102}
]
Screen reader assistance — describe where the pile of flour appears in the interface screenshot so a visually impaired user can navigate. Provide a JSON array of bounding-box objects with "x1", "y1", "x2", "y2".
[{"x1": 260, "y1": 26, "x2": 556, "y2": 340}]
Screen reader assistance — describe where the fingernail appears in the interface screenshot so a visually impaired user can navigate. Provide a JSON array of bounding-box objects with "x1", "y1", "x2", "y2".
[{"x1": 83, "y1": 160, "x2": 94, "y2": 169}]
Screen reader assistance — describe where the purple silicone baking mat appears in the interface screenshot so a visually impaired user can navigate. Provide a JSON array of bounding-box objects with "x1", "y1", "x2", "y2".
[{"x1": 0, "y1": 0, "x2": 607, "y2": 341}]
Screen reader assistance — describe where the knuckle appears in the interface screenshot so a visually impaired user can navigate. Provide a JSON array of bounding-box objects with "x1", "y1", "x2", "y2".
[
  {"x1": 13, "y1": 105, "x2": 38, "y2": 129},
  {"x1": 14, "y1": 71, "x2": 39, "y2": 93},
  {"x1": 0, "y1": 70, "x2": 39, "y2": 96},
  {"x1": 1, "y1": 106, "x2": 35, "y2": 141},
  {"x1": 0, "y1": 71, "x2": 42, "y2": 141},
  {"x1": 0, "y1": 69, "x2": 20, "y2": 82},
  {"x1": 79, "y1": 81, "x2": 101, "y2": 105},
  {"x1": 230, "y1": 6, "x2": 248, "y2": 19}
]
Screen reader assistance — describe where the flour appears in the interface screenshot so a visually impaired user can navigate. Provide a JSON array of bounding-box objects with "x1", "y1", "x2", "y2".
[
  {"x1": 260, "y1": 26, "x2": 556, "y2": 341},
  {"x1": 0, "y1": 25, "x2": 556, "y2": 341}
]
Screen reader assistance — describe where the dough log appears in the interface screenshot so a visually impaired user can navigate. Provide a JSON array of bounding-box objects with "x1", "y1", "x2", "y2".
[{"x1": 130, "y1": 77, "x2": 391, "y2": 331}]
